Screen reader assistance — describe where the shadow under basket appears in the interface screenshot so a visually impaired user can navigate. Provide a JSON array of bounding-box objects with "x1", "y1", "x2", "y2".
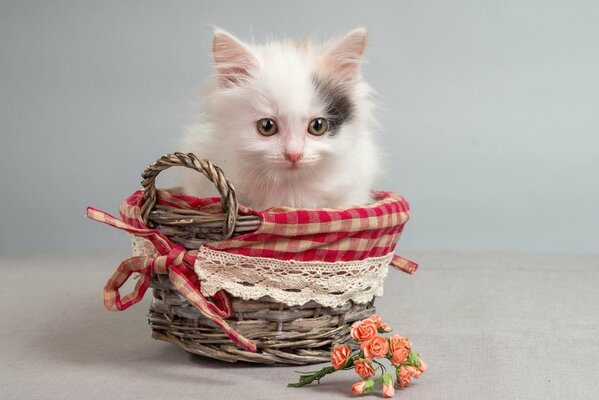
[{"x1": 94, "y1": 152, "x2": 413, "y2": 365}]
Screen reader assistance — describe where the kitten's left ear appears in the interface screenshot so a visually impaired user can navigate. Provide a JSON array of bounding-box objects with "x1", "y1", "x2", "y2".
[
  {"x1": 324, "y1": 28, "x2": 368, "y2": 81},
  {"x1": 212, "y1": 29, "x2": 258, "y2": 88}
]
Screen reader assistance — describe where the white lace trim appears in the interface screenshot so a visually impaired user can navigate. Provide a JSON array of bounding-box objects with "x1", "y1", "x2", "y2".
[
  {"x1": 130, "y1": 236, "x2": 391, "y2": 308},
  {"x1": 194, "y1": 247, "x2": 392, "y2": 308}
]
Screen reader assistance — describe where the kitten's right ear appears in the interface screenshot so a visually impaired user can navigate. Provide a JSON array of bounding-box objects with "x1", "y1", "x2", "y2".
[
  {"x1": 324, "y1": 28, "x2": 368, "y2": 82},
  {"x1": 212, "y1": 29, "x2": 258, "y2": 88}
]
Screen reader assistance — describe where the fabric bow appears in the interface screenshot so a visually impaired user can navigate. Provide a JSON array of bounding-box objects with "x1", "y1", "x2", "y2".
[{"x1": 86, "y1": 207, "x2": 257, "y2": 353}]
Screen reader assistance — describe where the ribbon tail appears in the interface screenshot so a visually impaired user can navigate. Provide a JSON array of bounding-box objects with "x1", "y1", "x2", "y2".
[
  {"x1": 86, "y1": 207, "x2": 173, "y2": 253},
  {"x1": 390, "y1": 254, "x2": 419, "y2": 275},
  {"x1": 210, "y1": 290, "x2": 233, "y2": 318},
  {"x1": 168, "y1": 265, "x2": 257, "y2": 353},
  {"x1": 104, "y1": 256, "x2": 153, "y2": 311},
  {"x1": 87, "y1": 206, "x2": 144, "y2": 232},
  {"x1": 176, "y1": 255, "x2": 232, "y2": 319}
]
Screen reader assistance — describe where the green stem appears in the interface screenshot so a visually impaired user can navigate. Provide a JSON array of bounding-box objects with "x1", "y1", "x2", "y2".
[
  {"x1": 372, "y1": 359, "x2": 387, "y2": 374},
  {"x1": 288, "y1": 356, "x2": 357, "y2": 388},
  {"x1": 288, "y1": 366, "x2": 335, "y2": 387}
]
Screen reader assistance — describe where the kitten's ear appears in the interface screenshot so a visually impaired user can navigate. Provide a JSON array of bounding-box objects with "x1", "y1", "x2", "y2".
[
  {"x1": 324, "y1": 28, "x2": 368, "y2": 81},
  {"x1": 212, "y1": 29, "x2": 258, "y2": 88}
]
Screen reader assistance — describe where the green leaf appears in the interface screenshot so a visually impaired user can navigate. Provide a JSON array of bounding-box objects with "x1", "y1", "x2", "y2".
[
  {"x1": 407, "y1": 352, "x2": 421, "y2": 366},
  {"x1": 363, "y1": 378, "x2": 375, "y2": 394},
  {"x1": 381, "y1": 372, "x2": 393, "y2": 386}
]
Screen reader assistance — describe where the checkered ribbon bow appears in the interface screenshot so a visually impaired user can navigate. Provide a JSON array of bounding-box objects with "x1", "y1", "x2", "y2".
[{"x1": 86, "y1": 207, "x2": 257, "y2": 353}]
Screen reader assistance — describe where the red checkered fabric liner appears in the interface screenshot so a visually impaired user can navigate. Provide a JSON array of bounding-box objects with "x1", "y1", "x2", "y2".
[
  {"x1": 88, "y1": 189, "x2": 416, "y2": 352},
  {"x1": 118, "y1": 189, "x2": 417, "y2": 273}
]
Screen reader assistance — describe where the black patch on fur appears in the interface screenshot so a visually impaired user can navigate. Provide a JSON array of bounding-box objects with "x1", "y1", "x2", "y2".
[{"x1": 312, "y1": 75, "x2": 355, "y2": 135}]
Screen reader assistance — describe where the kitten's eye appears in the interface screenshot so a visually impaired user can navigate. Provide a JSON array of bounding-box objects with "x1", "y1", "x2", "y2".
[
  {"x1": 257, "y1": 118, "x2": 278, "y2": 136},
  {"x1": 307, "y1": 118, "x2": 329, "y2": 136}
]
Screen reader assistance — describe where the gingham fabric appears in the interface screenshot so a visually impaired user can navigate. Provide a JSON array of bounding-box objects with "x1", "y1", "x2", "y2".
[
  {"x1": 118, "y1": 189, "x2": 417, "y2": 273},
  {"x1": 88, "y1": 189, "x2": 416, "y2": 351},
  {"x1": 86, "y1": 207, "x2": 256, "y2": 353}
]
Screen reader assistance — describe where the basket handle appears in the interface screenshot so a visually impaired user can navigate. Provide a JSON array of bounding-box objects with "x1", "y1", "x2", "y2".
[{"x1": 140, "y1": 152, "x2": 238, "y2": 239}]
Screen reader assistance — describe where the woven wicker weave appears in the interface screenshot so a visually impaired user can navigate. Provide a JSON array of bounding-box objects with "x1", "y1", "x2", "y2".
[{"x1": 141, "y1": 153, "x2": 376, "y2": 364}]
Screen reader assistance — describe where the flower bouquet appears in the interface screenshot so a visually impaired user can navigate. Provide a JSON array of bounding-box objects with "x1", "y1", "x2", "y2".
[{"x1": 289, "y1": 315, "x2": 427, "y2": 397}]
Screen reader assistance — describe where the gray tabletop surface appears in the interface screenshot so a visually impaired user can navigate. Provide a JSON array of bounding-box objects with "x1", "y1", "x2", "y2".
[{"x1": 1, "y1": 252, "x2": 598, "y2": 400}]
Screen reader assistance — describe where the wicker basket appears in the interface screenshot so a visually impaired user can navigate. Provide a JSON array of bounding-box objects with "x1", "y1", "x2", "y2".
[{"x1": 138, "y1": 153, "x2": 376, "y2": 364}]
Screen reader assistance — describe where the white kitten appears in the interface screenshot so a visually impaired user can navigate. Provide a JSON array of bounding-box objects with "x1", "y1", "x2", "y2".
[{"x1": 180, "y1": 28, "x2": 380, "y2": 210}]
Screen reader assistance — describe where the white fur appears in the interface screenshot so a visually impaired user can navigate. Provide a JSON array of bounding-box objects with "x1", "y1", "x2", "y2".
[{"x1": 179, "y1": 29, "x2": 380, "y2": 210}]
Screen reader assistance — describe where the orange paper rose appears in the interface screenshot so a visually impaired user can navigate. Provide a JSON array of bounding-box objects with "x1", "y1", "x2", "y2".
[
  {"x1": 354, "y1": 359, "x2": 375, "y2": 378},
  {"x1": 369, "y1": 314, "x2": 382, "y2": 328},
  {"x1": 351, "y1": 319, "x2": 378, "y2": 342},
  {"x1": 393, "y1": 335, "x2": 412, "y2": 351},
  {"x1": 351, "y1": 378, "x2": 374, "y2": 395},
  {"x1": 382, "y1": 381, "x2": 395, "y2": 398},
  {"x1": 405, "y1": 365, "x2": 422, "y2": 379},
  {"x1": 361, "y1": 336, "x2": 389, "y2": 361},
  {"x1": 390, "y1": 347, "x2": 409, "y2": 365},
  {"x1": 351, "y1": 381, "x2": 366, "y2": 395},
  {"x1": 397, "y1": 365, "x2": 412, "y2": 388},
  {"x1": 368, "y1": 314, "x2": 393, "y2": 333},
  {"x1": 381, "y1": 373, "x2": 395, "y2": 398},
  {"x1": 380, "y1": 322, "x2": 392, "y2": 332},
  {"x1": 331, "y1": 345, "x2": 351, "y2": 370},
  {"x1": 388, "y1": 334, "x2": 410, "y2": 365}
]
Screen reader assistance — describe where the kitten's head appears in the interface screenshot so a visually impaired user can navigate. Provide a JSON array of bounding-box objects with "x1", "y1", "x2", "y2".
[{"x1": 203, "y1": 28, "x2": 374, "y2": 180}]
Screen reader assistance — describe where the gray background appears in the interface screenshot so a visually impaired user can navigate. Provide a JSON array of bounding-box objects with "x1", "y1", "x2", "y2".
[{"x1": 1, "y1": 0, "x2": 598, "y2": 253}]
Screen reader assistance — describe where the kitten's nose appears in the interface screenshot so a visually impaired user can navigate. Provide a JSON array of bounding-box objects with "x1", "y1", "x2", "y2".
[{"x1": 284, "y1": 152, "x2": 304, "y2": 164}]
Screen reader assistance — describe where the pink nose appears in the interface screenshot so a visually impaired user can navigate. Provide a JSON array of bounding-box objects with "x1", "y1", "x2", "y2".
[{"x1": 284, "y1": 152, "x2": 303, "y2": 163}]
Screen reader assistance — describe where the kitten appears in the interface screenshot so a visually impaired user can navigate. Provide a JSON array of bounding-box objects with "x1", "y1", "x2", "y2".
[{"x1": 180, "y1": 28, "x2": 380, "y2": 210}]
